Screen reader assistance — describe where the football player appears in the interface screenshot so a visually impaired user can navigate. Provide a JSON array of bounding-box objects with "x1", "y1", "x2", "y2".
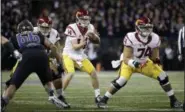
[
  {"x1": 62, "y1": 9, "x2": 101, "y2": 107},
  {"x1": 34, "y1": 16, "x2": 70, "y2": 108},
  {"x1": 1, "y1": 20, "x2": 67, "y2": 111},
  {"x1": 98, "y1": 17, "x2": 183, "y2": 108}
]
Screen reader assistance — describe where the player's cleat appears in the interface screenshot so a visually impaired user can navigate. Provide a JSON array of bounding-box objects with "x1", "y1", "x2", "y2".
[
  {"x1": 170, "y1": 100, "x2": 183, "y2": 108},
  {"x1": 48, "y1": 95, "x2": 69, "y2": 108},
  {"x1": 58, "y1": 95, "x2": 71, "y2": 108},
  {"x1": 95, "y1": 95, "x2": 102, "y2": 107},
  {"x1": 97, "y1": 96, "x2": 108, "y2": 109},
  {"x1": 1, "y1": 97, "x2": 7, "y2": 112}
]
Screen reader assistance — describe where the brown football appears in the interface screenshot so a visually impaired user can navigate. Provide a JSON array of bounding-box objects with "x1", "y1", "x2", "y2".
[{"x1": 87, "y1": 32, "x2": 98, "y2": 43}]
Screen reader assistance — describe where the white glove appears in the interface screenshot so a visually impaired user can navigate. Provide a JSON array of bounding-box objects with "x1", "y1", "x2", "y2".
[
  {"x1": 13, "y1": 50, "x2": 22, "y2": 61},
  {"x1": 111, "y1": 60, "x2": 121, "y2": 68},
  {"x1": 178, "y1": 54, "x2": 182, "y2": 62}
]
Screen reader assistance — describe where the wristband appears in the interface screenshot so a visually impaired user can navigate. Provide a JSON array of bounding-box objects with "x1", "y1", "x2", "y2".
[{"x1": 128, "y1": 59, "x2": 135, "y2": 68}]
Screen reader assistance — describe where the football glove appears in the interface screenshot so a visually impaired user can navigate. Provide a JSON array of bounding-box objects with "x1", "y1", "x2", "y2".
[{"x1": 57, "y1": 63, "x2": 64, "y2": 74}]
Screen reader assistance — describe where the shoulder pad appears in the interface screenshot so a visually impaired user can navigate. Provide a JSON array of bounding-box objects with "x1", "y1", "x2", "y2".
[{"x1": 64, "y1": 24, "x2": 76, "y2": 37}]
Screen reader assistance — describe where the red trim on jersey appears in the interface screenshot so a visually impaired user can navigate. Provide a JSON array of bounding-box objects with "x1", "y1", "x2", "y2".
[
  {"x1": 125, "y1": 35, "x2": 133, "y2": 45},
  {"x1": 77, "y1": 24, "x2": 88, "y2": 36},
  {"x1": 64, "y1": 34, "x2": 76, "y2": 37},
  {"x1": 66, "y1": 26, "x2": 76, "y2": 36},
  {"x1": 124, "y1": 45, "x2": 132, "y2": 48},
  {"x1": 135, "y1": 33, "x2": 152, "y2": 45}
]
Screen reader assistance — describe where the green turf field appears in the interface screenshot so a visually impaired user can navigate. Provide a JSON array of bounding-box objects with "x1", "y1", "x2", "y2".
[{"x1": 1, "y1": 71, "x2": 184, "y2": 112}]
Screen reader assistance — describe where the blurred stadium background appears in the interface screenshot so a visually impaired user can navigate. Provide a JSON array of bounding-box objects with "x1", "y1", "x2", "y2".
[{"x1": 1, "y1": 0, "x2": 185, "y2": 71}]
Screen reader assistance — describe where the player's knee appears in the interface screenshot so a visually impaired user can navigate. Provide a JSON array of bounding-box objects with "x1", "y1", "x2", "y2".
[
  {"x1": 111, "y1": 77, "x2": 127, "y2": 90},
  {"x1": 64, "y1": 72, "x2": 74, "y2": 80},
  {"x1": 51, "y1": 71, "x2": 62, "y2": 81},
  {"x1": 157, "y1": 72, "x2": 169, "y2": 85},
  {"x1": 90, "y1": 71, "x2": 97, "y2": 78}
]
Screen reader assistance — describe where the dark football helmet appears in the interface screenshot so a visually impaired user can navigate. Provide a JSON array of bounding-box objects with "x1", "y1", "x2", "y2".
[{"x1": 17, "y1": 19, "x2": 34, "y2": 33}]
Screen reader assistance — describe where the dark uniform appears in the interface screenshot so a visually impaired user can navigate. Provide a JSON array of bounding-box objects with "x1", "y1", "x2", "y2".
[{"x1": 8, "y1": 20, "x2": 52, "y2": 89}]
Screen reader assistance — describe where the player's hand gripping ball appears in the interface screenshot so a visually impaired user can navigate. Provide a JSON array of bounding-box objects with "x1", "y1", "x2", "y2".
[{"x1": 86, "y1": 32, "x2": 98, "y2": 43}]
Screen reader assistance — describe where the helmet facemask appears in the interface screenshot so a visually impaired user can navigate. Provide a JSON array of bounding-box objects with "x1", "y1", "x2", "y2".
[
  {"x1": 137, "y1": 24, "x2": 153, "y2": 38},
  {"x1": 77, "y1": 16, "x2": 91, "y2": 28},
  {"x1": 38, "y1": 23, "x2": 51, "y2": 36}
]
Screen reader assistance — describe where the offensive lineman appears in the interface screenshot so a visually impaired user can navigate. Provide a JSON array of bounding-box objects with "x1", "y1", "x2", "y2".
[
  {"x1": 1, "y1": 20, "x2": 65, "y2": 111},
  {"x1": 34, "y1": 16, "x2": 70, "y2": 107},
  {"x1": 62, "y1": 9, "x2": 101, "y2": 107},
  {"x1": 98, "y1": 17, "x2": 183, "y2": 109}
]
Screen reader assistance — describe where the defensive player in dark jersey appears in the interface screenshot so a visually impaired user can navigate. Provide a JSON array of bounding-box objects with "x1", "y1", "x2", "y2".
[{"x1": 1, "y1": 20, "x2": 68, "y2": 111}]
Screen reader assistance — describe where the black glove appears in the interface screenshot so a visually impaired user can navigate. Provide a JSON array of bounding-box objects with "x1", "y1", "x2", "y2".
[
  {"x1": 57, "y1": 63, "x2": 64, "y2": 74},
  {"x1": 132, "y1": 61, "x2": 140, "y2": 68}
]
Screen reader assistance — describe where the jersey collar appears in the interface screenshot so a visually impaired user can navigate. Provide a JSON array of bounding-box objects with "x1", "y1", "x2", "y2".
[
  {"x1": 135, "y1": 33, "x2": 152, "y2": 45},
  {"x1": 76, "y1": 23, "x2": 88, "y2": 36}
]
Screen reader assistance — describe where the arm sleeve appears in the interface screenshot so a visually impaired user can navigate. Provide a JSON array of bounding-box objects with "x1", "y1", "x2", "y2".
[
  {"x1": 151, "y1": 34, "x2": 161, "y2": 48},
  {"x1": 155, "y1": 36, "x2": 161, "y2": 48},
  {"x1": 178, "y1": 29, "x2": 182, "y2": 54},
  {"x1": 50, "y1": 32, "x2": 61, "y2": 44},
  {"x1": 64, "y1": 25, "x2": 76, "y2": 37}
]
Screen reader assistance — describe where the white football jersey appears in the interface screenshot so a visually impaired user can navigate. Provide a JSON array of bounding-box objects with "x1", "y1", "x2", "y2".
[
  {"x1": 34, "y1": 27, "x2": 60, "y2": 44},
  {"x1": 123, "y1": 32, "x2": 161, "y2": 63},
  {"x1": 63, "y1": 23, "x2": 95, "y2": 61}
]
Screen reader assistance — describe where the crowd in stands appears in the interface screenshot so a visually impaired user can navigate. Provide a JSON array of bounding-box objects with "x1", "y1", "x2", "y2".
[
  {"x1": 2, "y1": 0, "x2": 184, "y2": 38},
  {"x1": 1, "y1": 0, "x2": 184, "y2": 70}
]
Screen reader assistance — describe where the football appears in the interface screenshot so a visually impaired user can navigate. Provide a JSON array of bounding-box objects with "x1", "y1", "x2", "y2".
[{"x1": 86, "y1": 32, "x2": 99, "y2": 43}]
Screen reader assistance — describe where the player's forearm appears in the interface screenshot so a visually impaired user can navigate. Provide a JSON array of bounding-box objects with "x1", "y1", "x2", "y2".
[
  {"x1": 72, "y1": 43, "x2": 84, "y2": 50},
  {"x1": 50, "y1": 45, "x2": 63, "y2": 65},
  {"x1": 123, "y1": 57, "x2": 131, "y2": 65},
  {"x1": 1, "y1": 36, "x2": 9, "y2": 44},
  {"x1": 93, "y1": 34, "x2": 100, "y2": 44},
  {"x1": 55, "y1": 41, "x2": 62, "y2": 53},
  {"x1": 150, "y1": 48, "x2": 161, "y2": 64},
  {"x1": 123, "y1": 58, "x2": 141, "y2": 68}
]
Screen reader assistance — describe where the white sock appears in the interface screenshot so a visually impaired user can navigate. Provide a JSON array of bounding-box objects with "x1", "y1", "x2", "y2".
[
  {"x1": 94, "y1": 89, "x2": 100, "y2": 97},
  {"x1": 56, "y1": 88, "x2": 64, "y2": 97},
  {"x1": 105, "y1": 91, "x2": 112, "y2": 98}
]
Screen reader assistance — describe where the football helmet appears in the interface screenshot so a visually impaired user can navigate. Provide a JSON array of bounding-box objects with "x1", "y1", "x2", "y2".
[
  {"x1": 76, "y1": 9, "x2": 91, "y2": 28},
  {"x1": 135, "y1": 17, "x2": 153, "y2": 38},
  {"x1": 17, "y1": 19, "x2": 34, "y2": 33},
  {"x1": 37, "y1": 17, "x2": 52, "y2": 36}
]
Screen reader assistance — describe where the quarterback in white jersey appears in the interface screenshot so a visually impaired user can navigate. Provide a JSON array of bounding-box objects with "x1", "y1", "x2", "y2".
[
  {"x1": 35, "y1": 16, "x2": 70, "y2": 108},
  {"x1": 62, "y1": 9, "x2": 101, "y2": 107},
  {"x1": 98, "y1": 17, "x2": 183, "y2": 109},
  {"x1": 63, "y1": 22, "x2": 95, "y2": 61}
]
